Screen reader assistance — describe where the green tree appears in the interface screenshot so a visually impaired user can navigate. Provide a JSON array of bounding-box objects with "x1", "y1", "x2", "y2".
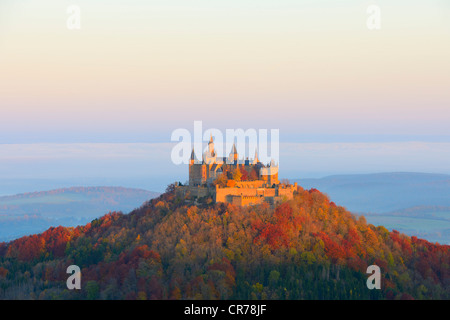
[{"x1": 86, "y1": 281, "x2": 100, "y2": 300}]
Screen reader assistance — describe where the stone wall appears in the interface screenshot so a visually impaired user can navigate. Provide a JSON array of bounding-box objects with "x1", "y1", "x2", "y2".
[
  {"x1": 178, "y1": 180, "x2": 298, "y2": 207},
  {"x1": 176, "y1": 185, "x2": 211, "y2": 199},
  {"x1": 215, "y1": 182, "x2": 297, "y2": 206}
]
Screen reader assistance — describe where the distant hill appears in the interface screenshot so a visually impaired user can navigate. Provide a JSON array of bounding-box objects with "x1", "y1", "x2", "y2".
[
  {"x1": 293, "y1": 172, "x2": 450, "y2": 244},
  {"x1": 0, "y1": 186, "x2": 448, "y2": 300},
  {"x1": 0, "y1": 187, "x2": 160, "y2": 242}
]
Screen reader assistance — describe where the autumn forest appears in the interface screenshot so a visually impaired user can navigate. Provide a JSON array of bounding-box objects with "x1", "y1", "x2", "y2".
[{"x1": 0, "y1": 185, "x2": 448, "y2": 300}]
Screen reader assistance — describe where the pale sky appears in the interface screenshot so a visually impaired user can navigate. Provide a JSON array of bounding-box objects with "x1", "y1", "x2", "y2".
[{"x1": 1, "y1": 0, "x2": 449, "y2": 143}]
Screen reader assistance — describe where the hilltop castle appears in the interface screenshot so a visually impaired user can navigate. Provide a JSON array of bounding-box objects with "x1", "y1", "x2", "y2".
[{"x1": 176, "y1": 135, "x2": 297, "y2": 206}]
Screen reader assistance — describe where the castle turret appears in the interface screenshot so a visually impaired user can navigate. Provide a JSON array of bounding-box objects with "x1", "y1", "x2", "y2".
[
  {"x1": 203, "y1": 134, "x2": 216, "y2": 164},
  {"x1": 208, "y1": 134, "x2": 215, "y2": 157},
  {"x1": 251, "y1": 149, "x2": 259, "y2": 165},
  {"x1": 228, "y1": 141, "x2": 238, "y2": 164},
  {"x1": 190, "y1": 148, "x2": 195, "y2": 165}
]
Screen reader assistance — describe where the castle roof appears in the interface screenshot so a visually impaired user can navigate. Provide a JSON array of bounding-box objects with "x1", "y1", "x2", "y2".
[{"x1": 231, "y1": 143, "x2": 238, "y2": 155}]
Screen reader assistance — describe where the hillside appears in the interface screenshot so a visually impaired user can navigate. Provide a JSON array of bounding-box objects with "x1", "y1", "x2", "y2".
[
  {"x1": 0, "y1": 187, "x2": 160, "y2": 242},
  {"x1": 0, "y1": 185, "x2": 448, "y2": 300},
  {"x1": 294, "y1": 172, "x2": 450, "y2": 244}
]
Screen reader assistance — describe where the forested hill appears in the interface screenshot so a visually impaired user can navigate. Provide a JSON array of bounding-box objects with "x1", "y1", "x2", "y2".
[{"x1": 0, "y1": 185, "x2": 448, "y2": 300}]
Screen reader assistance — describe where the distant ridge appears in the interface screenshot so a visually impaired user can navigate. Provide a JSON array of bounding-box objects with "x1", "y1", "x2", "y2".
[
  {"x1": 292, "y1": 172, "x2": 450, "y2": 244},
  {"x1": 294, "y1": 172, "x2": 450, "y2": 213},
  {"x1": 0, "y1": 186, "x2": 158, "y2": 201},
  {"x1": 0, "y1": 186, "x2": 160, "y2": 242}
]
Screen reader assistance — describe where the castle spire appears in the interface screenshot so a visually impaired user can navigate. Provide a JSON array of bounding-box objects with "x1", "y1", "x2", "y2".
[
  {"x1": 231, "y1": 137, "x2": 238, "y2": 155},
  {"x1": 232, "y1": 140, "x2": 238, "y2": 163},
  {"x1": 207, "y1": 133, "x2": 215, "y2": 158}
]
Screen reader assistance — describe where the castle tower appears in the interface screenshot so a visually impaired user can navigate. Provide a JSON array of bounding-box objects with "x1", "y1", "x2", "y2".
[
  {"x1": 189, "y1": 148, "x2": 195, "y2": 186},
  {"x1": 190, "y1": 148, "x2": 195, "y2": 165},
  {"x1": 204, "y1": 134, "x2": 217, "y2": 164},
  {"x1": 229, "y1": 141, "x2": 238, "y2": 164},
  {"x1": 251, "y1": 149, "x2": 259, "y2": 165},
  {"x1": 208, "y1": 134, "x2": 215, "y2": 156}
]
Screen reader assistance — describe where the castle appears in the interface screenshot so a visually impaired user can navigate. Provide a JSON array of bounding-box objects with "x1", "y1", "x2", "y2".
[{"x1": 176, "y1": 135, "x2": 297, "y2": 206}]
